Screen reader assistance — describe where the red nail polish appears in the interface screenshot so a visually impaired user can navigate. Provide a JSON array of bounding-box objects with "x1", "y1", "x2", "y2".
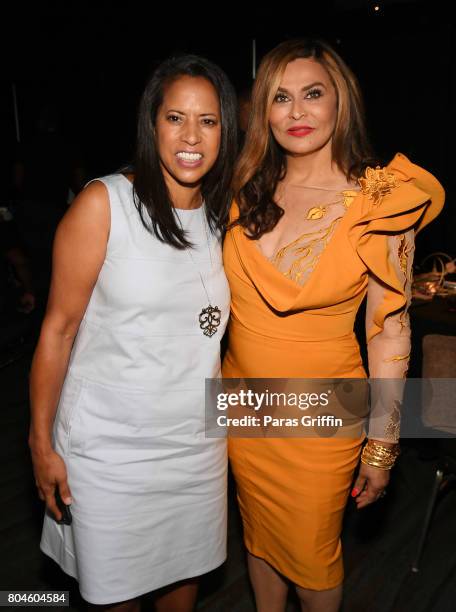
[{"x1": 351, "y1": 488, "x2": 359, "y2": 497}]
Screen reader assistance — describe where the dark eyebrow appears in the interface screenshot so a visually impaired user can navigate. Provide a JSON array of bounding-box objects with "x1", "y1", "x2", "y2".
[
  {"x1": 166, "y1": 109, "x2": 218, "y2": 117},
  {"x1": 277, "y1": 81, "x2": 326, "y2": 94}
]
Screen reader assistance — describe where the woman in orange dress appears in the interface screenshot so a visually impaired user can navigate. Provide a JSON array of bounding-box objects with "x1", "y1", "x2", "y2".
[{"x1": 223, "y1": 39, "x2": 444, "y2": 612}]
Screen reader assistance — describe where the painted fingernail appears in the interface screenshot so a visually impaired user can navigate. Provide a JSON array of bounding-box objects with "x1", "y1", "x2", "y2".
[
  {"x1": 351, "y1": 488, "x2": 359, "y2": 497},
  {"x1": 63, "y1": 497, "x2": 73, "y2": 505}
]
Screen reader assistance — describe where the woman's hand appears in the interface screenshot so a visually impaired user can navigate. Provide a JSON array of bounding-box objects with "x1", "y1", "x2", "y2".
[
  {"x1": 30, "y1": 445, "x2": 72, "y2": 521},
  {"x1": 350, "y1": 462, "x2": 390, "y2": 509}
]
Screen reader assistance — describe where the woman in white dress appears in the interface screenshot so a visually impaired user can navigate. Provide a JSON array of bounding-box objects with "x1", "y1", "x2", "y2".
[{"x1": 29, "y1": 55, "x2": 238, "y2": 611}]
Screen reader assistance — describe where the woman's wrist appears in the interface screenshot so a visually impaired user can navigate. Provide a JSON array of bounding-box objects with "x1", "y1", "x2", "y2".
[
  {"x1": 368, "y1": 438, "x2": 399, "y2": 448},
  {"x1": 361, "y1": 439, "x2": 400, "y2": 470},
  {"x1": 28, "y1": 429, "x2": 53, "y2": 455}
]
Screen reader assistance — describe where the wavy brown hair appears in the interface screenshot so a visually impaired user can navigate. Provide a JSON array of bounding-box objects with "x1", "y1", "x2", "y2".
[{"x1": 233, "y1": 38, "x2": 377, "y2": 238}]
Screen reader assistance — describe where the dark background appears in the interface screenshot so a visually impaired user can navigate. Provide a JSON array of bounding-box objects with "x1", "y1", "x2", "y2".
[
  {"x1": 1, "y1": 0, "x2": 455, "y2": 260},
  {"x1": 1, "y1": 3, "x2": 456, "y2": 609}
]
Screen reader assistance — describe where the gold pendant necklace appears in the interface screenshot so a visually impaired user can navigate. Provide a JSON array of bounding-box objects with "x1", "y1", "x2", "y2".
[
  {"x1": 177, "y1": 206, "x2": 222, "y2": 338},
  {"x1": 199, "y1": 304, "x2": 222, "y2": 338}
]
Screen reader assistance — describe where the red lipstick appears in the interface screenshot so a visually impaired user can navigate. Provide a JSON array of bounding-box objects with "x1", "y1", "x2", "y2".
[{"x1": 287, "y1": 126, "x2": 314, "y2": 137}]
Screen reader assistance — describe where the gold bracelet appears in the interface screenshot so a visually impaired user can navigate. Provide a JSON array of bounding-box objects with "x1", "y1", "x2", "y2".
[
  {"x1": 361, "y1": 440, "x2": 400, "y2": 470},
  {"x1": 361, "y1": 441, "x2": 400, "y2": 469}
]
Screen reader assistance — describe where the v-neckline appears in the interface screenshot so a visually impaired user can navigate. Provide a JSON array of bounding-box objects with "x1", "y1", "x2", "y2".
[
  {"x1": 257, "y1": 189, "x2": 358, "y2": 258},
  {"x1": 246, "y1": 189, "x2": 361, "y2": 292}
]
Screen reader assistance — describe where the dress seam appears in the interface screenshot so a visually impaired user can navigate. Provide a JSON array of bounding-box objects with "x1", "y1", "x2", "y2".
[
  {"x1": 65, "y1": 369, "x2": 212, "y2": 394},
  {"x1": 80, "y1": 317, "x2": 205, "y2": 339}
]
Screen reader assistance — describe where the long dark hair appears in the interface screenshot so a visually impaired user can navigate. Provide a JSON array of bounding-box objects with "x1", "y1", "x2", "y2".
[
  {"x1": 133, "y1": 55, "x2": 238, "y2": 249},
  {"x1": 233, "y1": 38, "x2": 378, "y2": 239}
]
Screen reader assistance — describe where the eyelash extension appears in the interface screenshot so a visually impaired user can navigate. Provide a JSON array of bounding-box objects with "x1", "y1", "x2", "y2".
[
  {"x1": 306, "y1": 88, "x2": 323, "y2": 99},
  {"x1": 274, "y1": 93, "x2": 289, "y2": 103},
  {"x1": 274, "y1": 88, "x2": 323, "y2": 103}
]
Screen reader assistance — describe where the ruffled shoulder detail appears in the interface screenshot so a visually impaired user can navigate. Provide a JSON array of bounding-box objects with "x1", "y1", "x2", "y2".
[{"x1": 348, "y1": 153, "x2": 445, "y2": 340}]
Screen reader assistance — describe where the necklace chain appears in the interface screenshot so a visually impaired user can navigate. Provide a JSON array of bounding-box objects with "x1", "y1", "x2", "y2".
[
  {"x1": 185, "y1": 210, "x2": 212, "y2": 303},
  {"x1": 176, "y1": 206, "x2": 222, "y2": 338}
]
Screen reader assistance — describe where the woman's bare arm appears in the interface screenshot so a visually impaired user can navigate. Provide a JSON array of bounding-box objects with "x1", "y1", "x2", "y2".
[{"x1": 29, "y1": 181, "x2": 110, "y2": 518}]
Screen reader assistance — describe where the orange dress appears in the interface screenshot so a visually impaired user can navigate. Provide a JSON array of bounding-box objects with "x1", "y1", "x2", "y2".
[{"x1": 222, "y1": 153, "x2": 444, "y2": 590}]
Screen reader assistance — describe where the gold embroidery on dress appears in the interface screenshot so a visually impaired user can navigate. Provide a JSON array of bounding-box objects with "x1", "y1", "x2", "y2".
[
  {"x1": 384, "y1": 352, "x2": 410, "y2": 363},
  {"x1": 408, "y1": 235, "x2": 415, "y2": 285},
  {"x1": 342, "y1": 191, "x2": 357, "y2": 209},
  {"x1": 266, "y1": 189, "x2": 359, "y2": 286},
  {"x1": 272, "y1": 218, "x2": 341, "y2": 284},
  {"x1": 384, "y1": 400, "x2": 401, "y2": 440},
  {"x1": 396, "y1": 233, "x2": 413, "y2": 332},
  {"x1": 397, "y1": 234, "x2": 409, "y2": 276},
  {"x1": 306, "y1": 190, "x2": 354, "y2": 220},
  {"x1": 398, "y1": 310, "x2": 409, "y2": 333},
  {"x1": 358, "y1": 166, "x2": 399, "y2": 205},
  {"x1": 307, "y1": 206, "x2": 326, "y2": 220}
]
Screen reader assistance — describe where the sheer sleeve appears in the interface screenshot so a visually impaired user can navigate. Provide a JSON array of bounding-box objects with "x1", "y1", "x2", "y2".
[{"x1": 365, "y1": 229, "x2": 415, "y2": 443}]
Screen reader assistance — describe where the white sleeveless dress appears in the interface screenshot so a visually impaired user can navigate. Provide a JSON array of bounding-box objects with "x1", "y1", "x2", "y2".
[{"x1": 40, "y1": 175, "x2": 230, "y2": 605}]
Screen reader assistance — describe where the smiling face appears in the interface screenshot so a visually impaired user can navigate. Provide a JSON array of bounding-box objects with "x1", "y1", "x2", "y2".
[
  {"x1": 154, "y1": 75, "x2": 221, "y2": 189},
  {"x1": 268, "y1": 58, "x2": 338, "y2": 157}
]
